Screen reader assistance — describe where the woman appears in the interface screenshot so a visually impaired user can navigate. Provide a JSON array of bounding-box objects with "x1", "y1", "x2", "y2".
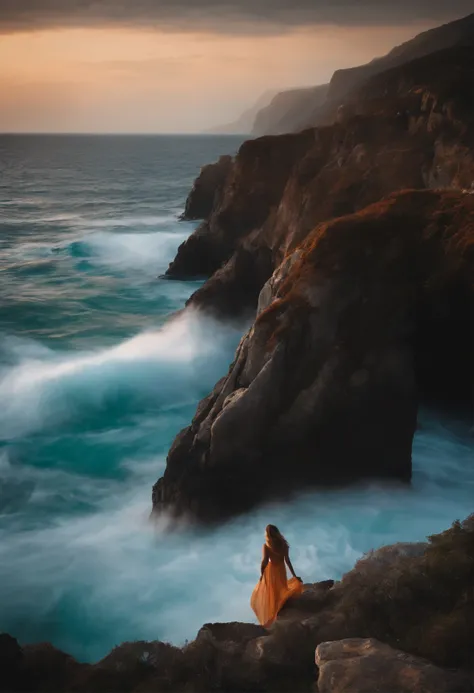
[{"x1": 251, "y1": 524, "x2": 304, "y2": 627}]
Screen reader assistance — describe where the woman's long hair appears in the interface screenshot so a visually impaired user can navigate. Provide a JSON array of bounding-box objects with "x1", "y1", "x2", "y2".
[{"x1": 265, "y1": 524, "x2": 289, "y2": 554}]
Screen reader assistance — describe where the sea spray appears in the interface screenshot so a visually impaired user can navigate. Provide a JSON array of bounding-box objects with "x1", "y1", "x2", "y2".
[{"x1": 0, "y1": 310, "x2": 244, "y2": 440}]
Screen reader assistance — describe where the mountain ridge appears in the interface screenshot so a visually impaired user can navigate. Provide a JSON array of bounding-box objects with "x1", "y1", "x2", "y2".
[{"x1": 211, "y1": 12, "x2": 474, "y2": 137}]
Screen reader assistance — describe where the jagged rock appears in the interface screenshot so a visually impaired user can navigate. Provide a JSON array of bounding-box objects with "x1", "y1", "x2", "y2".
[
  {"x1": 279, "y1": 580, "x2": 335, "y2": 621},
  {"x1": 315, "y1": 638, "x2": 472, "y2": 693},
  {"x1": 154, "y1": 189, "x2": 474, "y2": 522},
  {"x1": 0, "y1": 633, "x2": 23, "y2": 691},
  {"x1": 166, "y1": 130, "x2": 315, "y2": 286},
  {"x1": 195, "y1": 622, "x2": 266, "y2": 646},
  {"x1": 22, "y1": 642, "x2": 86, "y2": 692},
  {"x1": 181, "y1": 155, "x2": 232, "y2": 222},
  {"x1": 71, "y1": 641, "x2": 185, "y2": 692}
]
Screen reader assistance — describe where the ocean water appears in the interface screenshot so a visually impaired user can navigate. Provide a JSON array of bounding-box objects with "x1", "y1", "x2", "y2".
[{"x1": 0, "y1": 134, "x2": 473, "y2": 663}]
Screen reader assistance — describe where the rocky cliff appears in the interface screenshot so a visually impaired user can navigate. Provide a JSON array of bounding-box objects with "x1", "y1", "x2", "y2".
[
  {"x1": 328, "y1": 11, "x2": 474, "y2": 103},
  {"x1": 252, "y1": 84, "x2": 330, "y2": 137},
  {"x1": 168, "y1": 46, "x2": 474, "y2": 321},
  {"x1": 156, "y1": 46, "x2": 474, "y2": 522},
  {"x1": 155, "y1": 188, "x2": 474, "y2": 521},
  {"x1": 211, "y1": 12, "x2": 474, "y2": 137},
  {"x1": 3, "y1": 517, "x2": 474, "y2": 692}
]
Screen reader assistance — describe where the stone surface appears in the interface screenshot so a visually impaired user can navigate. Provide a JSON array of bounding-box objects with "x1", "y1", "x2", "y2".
[
  {"x1": 180, "y1": 155, "x2": 232, "y2": 222},
  {"x1": 154, "y1": 189, "x2": 474, "y2": 522},
  {"x1": 316, "y1": 638, "x2": 472, "y2": 693}
]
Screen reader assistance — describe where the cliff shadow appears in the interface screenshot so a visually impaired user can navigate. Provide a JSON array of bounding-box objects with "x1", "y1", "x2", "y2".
[{"x1": 413, "y1": 277, "x2": 474, "y2": 421}]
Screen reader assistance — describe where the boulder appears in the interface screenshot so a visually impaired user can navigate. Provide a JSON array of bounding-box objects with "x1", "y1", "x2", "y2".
[{"x1": 316, "y1": 638, "x2": 472, "y2": 693}]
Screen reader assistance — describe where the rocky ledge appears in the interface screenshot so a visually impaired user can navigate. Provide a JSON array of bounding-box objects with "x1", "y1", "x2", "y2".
[
  {"x1": 3, "y1": 516, "x2": 474, "y2": 692},
  {"x1": 154, "y1": 188, "x2": 474, "y2": 522}
]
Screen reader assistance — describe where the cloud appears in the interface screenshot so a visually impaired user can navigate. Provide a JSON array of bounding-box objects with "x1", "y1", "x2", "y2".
[{"x1": 0, "y1": 0, "x2": 473, "y2": 35}]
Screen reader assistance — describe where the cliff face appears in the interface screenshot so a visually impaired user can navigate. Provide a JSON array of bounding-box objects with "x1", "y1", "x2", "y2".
[
  {"x1": 180, "y1": 155, "x2": 232, "y2": 224},
  {"x1": 154, "y1": 46, "x2": 474, "y2": 523},
  {"x1": 209, "y1": 12, "x2": 474, "y2": 138},
  {"x1": 328, "y1": 12, "x2": 474, "y2": 103},
  {"x1": 252, "y1": 84, "x2": 329, "y2": 137},
  {"x1": 166, "y1": 129, "x2": 316, "y2": 304},
  {"x1": 206, "y1": 90, "x2": 277, "y2": 135},
  {"x1": 169, "y1": 46, "x2": 474, "y2": 320},
  {"x1": 155, "y1": 189, "x2": 474, "y2": 522}
]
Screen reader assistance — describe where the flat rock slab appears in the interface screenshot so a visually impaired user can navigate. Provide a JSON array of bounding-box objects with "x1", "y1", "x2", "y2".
[{"x1": 315, "y1": 638, "x2": 471, "y2": 693}]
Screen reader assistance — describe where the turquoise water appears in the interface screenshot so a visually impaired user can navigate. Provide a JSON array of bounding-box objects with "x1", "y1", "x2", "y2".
[{"x1": 0, "y1": 134, "x2": 473, "y2": 663}]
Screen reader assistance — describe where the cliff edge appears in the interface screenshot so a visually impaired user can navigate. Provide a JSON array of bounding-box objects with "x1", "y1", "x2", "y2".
[{"x1": 2, "y1": 517, "x2": 474, "y2": 692}]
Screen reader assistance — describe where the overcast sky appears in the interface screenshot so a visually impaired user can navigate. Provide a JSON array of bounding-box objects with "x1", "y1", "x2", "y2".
[{"x1": 1, "y1": 1, "x2": 472, "y2": 133}]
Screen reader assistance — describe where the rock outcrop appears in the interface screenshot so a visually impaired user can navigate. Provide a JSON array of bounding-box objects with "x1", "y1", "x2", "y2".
[
  {"x1": 3, "y1": 517, "x2": 474, "y2": 692},
  {"x1": 180, "y1": 155, "x2": 232, "y2": 223},
  {"x1": 166, "y1": 129, "x2": 316, "y2": 294},
  {"x1": 209, "y1": 12, "x2": 474, "y2": 138},
  {"x1": 154, "y1": 189, "x2": 474, "y2": 522},
  {"x1": 168, "y1": 46, "x2": 474, "y2": 321},
  {"x1": 316, "y1": 638, "x2": 471, "y2": 693},
  {"x1": 327, "y1": 12, "x2": 474, "y2": 104}
]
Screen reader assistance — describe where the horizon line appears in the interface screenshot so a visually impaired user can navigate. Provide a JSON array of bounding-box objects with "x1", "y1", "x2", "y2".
[{"x1": 0, "y1": 131, "x2": 250, "y2": 137}]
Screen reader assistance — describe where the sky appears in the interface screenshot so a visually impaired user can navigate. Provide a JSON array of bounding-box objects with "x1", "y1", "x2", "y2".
[{"x1": 0, "y1": 1, "x2": 472, "y2": 133}]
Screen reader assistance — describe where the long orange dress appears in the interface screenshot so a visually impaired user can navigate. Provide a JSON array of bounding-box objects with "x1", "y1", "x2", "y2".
[{"x1": 251, "y1": 544, "x2": 304, "y2": 627}]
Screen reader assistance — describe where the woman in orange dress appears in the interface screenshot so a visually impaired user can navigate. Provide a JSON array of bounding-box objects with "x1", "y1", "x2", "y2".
[{"x1": 251, "y1": 524, "x2": 304, "y2": 627}]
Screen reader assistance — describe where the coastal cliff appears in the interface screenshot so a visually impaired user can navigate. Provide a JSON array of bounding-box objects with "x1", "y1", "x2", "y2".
[
  {"x1": 209, "y1": 12, "x2": 474, "y2": 137},
  {"x1": 155, "y1": 188, "x2": 474, "y2": 521},
  {"x1": 252, "y1": 84, "x2": 330, "y2": 137},
  {"x1": 155, "y1": 46, "x2": 474, "y2": 524},
  {"x1": 168, "y1": 46, "x2": 474, "y2": 322},
  {"x1": 2, "y1": 517, "x2": 474, "y2": 692}
]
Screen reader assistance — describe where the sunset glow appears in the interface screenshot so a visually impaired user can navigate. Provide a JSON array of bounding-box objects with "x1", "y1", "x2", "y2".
[{"x1": 1, "y1": 22, "x2": 440, "y2": 133}]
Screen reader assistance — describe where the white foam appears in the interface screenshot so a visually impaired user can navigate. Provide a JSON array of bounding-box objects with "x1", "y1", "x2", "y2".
[
  {"x1": 0, "y1": 311, "x2": 241, "y2": 439},
  {"x1": 83, "y1": 215, "x2": 177, "y2": 228},
  {"x1": 2, "y1": 414, "x2": 473, "y2": 664},
  {"x1": 82, "y1": 229, "x2": 188, "y2": 272}
]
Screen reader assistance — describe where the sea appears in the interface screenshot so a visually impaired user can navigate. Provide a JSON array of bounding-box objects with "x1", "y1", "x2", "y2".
[{"x1": 0, "y1": 134, "x2": 473, "y2": 663}]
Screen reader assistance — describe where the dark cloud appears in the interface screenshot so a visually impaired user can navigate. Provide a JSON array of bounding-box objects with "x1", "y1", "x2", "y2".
[{"x1": 0, "y1": 0, "x2": 473, "y2": 34}]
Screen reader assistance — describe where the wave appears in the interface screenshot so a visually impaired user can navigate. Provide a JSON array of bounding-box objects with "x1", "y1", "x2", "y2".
[
  {"x1": 68, "y1": 229, "x2": 188, "y2": 273},
  {"x1": 0, "y1": 311, "x2": 242, "y2": 440},
  {"x1": 1, "y1": 413, "x2": 473, "y2": 663},
  {"x1": 2, "y1": 222, "x2": 190, "y2": 277},
  {"x1": 78, "y1": 215, "x2": 178, "y2": 229}
]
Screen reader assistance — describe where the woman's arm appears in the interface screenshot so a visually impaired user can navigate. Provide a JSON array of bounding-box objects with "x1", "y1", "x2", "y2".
[
  {"x1": 260, "y1": 544, "x2": 269, "y2": 580},
  {"x1": 285, "y1": 549, "x2": 302, "y2": 582}
]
